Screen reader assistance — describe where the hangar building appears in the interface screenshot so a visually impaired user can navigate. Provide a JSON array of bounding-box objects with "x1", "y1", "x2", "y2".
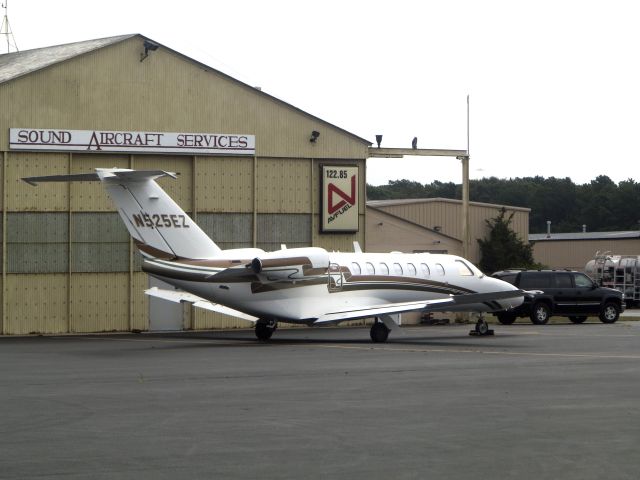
[
  {"x1": 0, "y1": 34, "x2": 370, "y2": 335},
  {"x1": 366, "y1": 198, "x2": 530, "y2": 265},
  {"x1": 531, "y1": 231, "x2": 640, "y2": 271}
]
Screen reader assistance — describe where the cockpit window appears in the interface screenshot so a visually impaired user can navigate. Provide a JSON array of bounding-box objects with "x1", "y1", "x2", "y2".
[{"x1": 455, "y1": 260, "x2": 474, "y2": 276}]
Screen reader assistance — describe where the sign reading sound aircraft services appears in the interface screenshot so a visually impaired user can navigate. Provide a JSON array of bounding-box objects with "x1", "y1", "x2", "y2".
[
  {"x1": 321, "y1": 165, "x2": 359, "y2": 232},
  {"x1": 9, "y1": 128, "x2": 256, "y2": 155}
]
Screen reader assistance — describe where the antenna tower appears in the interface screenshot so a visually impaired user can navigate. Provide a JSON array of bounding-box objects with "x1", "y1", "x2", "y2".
[{"x1": 1, "y1": 0, "x2": 18, "y2": 53}]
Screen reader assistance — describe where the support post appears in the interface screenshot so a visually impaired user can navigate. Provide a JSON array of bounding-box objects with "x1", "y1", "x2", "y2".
[{"x1": 459, "y1": 155, "x2": 470, "y2": 260}]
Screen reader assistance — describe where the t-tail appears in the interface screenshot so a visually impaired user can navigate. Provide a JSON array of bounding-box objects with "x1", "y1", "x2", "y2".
[{"x1": 23, "y1": 168, "x2": 221, "y2": 260}]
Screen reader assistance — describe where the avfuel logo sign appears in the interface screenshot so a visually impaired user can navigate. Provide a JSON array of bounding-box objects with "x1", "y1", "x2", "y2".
[{"x1": 321, "y1": 165, "x2": 359, "y2": 232}]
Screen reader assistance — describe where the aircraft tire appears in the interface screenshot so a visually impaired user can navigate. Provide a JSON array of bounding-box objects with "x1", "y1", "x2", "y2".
[
  {"x1": 255, "y1": 322, "x2": 275, "y2": 341},
  {"x1": 475, "y1": 319, "x2": 489, "y2": 335},
  {"x1": 496, "y1": 312, "x2": 517, "y2": 325},
  {"x1": 370, "y1": 322, "x2": 390, "y2": 343}
]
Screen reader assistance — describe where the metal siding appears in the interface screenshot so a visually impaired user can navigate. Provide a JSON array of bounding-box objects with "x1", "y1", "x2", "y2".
[
  {"x1": 70, "y1": 273, "x2": 129, "y2": 332},
  {"x1": 7, "y1": 243, "x2": 69, "y2": 273},
  {"x1": 133, "y1": 156, "x2": 193, "y2": 212},
  {"x1": 257, "y1": 214, "x2": 311, "y2": 243},
  {"x1": 6, "y1": 152, "x2": 69, "y2": 211},
  {"x1": 533, "y1": 239, "x2": 640, "y2": 271},
  {"x1": 70, "y1": 155, "x2": 129, "y2": 211},
  {"x1": 196, "y1": 157, "x2": 254, "y2": 213},
  {"x1": 71, "y1": 243, "x2": 129, "y2": 273},
  {"x1": 193, "y1": 308, "x2": 251, "y2": 330},
  {"x1": 5, "y1": 274, "x2": 68, "y2": 334},
  {"x1": 131, "y1": 272, "x2": 150, "y2": 331},
  {"x1": 7, "y1": 212, "x2": 69, "y2": 242},
  {"x1": 71, "y1": 212, "x2": 128, "y2": 242},
  {"x1": 256, "y1": 159, "x2": 311, "y2": 213},
  {"x1": 7, "y1": 213, "x2": 69, "y2": 273},
  {"x1": 197, "y1": 213, "x2": 253, "y2": 246}
]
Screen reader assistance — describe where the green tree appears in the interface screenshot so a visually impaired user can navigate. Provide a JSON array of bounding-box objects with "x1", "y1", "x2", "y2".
[{"x1": 477, "y1": 208, "x2": 541, "y2": 273}]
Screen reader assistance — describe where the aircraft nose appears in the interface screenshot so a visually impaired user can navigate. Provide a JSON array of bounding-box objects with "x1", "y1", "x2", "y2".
[{"x1": 491, "y1": 276, "x2": 525, "y2": 309}]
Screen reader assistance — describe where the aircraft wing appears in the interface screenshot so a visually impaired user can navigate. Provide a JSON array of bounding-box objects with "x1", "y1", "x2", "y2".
[
  {"x1": 145, "y1": 287, "x2": 258, "y2": 322},
  {"x1": 314, "y1": 289, "x2": 528, "y2": 324}
]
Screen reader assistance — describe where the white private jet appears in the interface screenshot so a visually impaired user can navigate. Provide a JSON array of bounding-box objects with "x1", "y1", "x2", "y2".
[{"x1": 23, "y1": 168, "x2": 526, "y2": 342}]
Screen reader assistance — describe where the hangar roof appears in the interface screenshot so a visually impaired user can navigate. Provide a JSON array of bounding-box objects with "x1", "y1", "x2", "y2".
[
  {"x1": 530, "y1": 231, "x2": 640, "y2": 241},
  {"x1": 0, "y1": 34, "x2": 136, "y2": 84},
  {"x1": 0, "y1": 34, "x2": 371, "y2": 146},
  {"x1": 367, "y1": 197, "x2": 531, "y2": 212}
]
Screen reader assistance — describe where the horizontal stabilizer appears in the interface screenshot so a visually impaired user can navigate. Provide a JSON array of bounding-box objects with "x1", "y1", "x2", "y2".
[
  {"x1": 22, "y1": 172, "x2": 100, "y2": 185},
  {"x1": 145, "y1": 287, "x2": 258, "y2": 322}
]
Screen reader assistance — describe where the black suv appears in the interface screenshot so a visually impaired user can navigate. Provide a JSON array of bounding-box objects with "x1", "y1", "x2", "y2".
[{"x1": 492, "y1": 270, "x2": 624, "y2": 325}]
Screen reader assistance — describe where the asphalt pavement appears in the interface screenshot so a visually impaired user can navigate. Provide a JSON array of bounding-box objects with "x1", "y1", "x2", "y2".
[{"x1": 1, "y1": 322, "x2": 639, "y2": 479}]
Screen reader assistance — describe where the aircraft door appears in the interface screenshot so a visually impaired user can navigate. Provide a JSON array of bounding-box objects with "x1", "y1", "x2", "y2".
[{"x1": 328, "y1": 263, "x2": 344, "y2": 292}]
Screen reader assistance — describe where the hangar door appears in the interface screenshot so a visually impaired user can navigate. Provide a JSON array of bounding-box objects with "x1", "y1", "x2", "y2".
[{"x1": 148, "y1": 278, "x2": 184, "y2": 331}]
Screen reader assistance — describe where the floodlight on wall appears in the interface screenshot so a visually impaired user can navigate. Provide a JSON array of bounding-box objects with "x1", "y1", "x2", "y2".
[
  {"x1": 375, "y1": 134, "x2": 383, "y2": 148},
  {"x1": 310, "y1": 130, "x2": 320, "y2": 143},
  {"x1": 140, "y1": 40, "x2": 160, "y2": 62}
]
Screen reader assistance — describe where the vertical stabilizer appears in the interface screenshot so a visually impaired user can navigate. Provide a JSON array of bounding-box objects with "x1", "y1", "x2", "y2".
[{"x1": 23, "y1": 168, "x2": 222, "y2": 260}]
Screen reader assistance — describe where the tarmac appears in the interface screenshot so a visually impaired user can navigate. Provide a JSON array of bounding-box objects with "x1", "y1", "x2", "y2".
[{"x1": 1, "y1": 321, "x2": 639, "y2": 479}]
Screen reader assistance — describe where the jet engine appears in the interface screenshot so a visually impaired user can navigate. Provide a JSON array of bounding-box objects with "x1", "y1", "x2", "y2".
[{"x1": 250, "y1": 247, "x2": 330, "y2": 281}]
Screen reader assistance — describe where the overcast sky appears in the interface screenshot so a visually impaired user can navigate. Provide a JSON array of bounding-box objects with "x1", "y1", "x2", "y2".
[{"x1": 5, "y1": 0, "x2": 639, "y2": 185}]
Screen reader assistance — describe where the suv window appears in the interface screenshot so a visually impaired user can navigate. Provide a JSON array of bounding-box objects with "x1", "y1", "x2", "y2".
[
  {"x1": 574, "y1": 273, "x2": 593, "y2": 288},
  {"x1": 498, "y1": 273, "x2": 517, "y2": 285},
  {"x1": 555, "y1": 273, "x2": 572, "y2": 288},
  {"x1": 519, "y1": 272, "x2": 552, "y2": 289}
]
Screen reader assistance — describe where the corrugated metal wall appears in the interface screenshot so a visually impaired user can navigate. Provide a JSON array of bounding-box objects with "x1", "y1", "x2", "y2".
[
  {"x1": 0, "y1": 36, "x2": 369, "y2": 334},
  {"x1": 533, "y1": 239, "x2": 640, "y2": 271},
  {"x1": 374, "y1": 200, "x2": 529, "y2": 263}
]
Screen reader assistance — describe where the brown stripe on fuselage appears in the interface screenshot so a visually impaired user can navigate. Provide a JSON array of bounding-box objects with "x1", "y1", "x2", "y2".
[
  {"x1": 346, "y1": 275, "x2": 475, "y2": 294},
  {"x1": 135, "y1": 241, "x2": 175, "y2": 260}
]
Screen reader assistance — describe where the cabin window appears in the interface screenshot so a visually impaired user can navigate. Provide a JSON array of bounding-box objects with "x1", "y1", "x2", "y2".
[
  {"x1": 365, "y1": 262, "x2": 375, "y2": 275},
  {"x1": 455, "y1": 260, "x2": 474, "y2": 276},
  {"x1": 435, "y1": 263, "x2": 445, "y2": 276},
  {"x1": 408, "y1": 263, "x2": 417, "y2": 276},
  {"x1": 379, "y1": 263, "x2": 389, "y2": 275},
  {"x1": 420, "y1": 263, "x2": 430, "y2": 276},
  {"x1": 393, "y1": 263, "x2": 403, "y2": 275},
  {"x1": 351, "y1": 262, "x2": 361, "y2": 275}
]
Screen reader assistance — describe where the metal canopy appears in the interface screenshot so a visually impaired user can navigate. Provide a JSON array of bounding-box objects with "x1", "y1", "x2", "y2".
[{"x1": 366, "y1": 147, "x2": 471, "y2": 260}]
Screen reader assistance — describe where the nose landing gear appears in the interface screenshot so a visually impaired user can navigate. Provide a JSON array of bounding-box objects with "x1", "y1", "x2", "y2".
[{"x1": 469, "y1": 316, "x2": 494, "y2": 336}]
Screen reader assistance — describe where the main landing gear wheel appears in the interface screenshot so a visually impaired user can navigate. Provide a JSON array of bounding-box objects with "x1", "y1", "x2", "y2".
[
  {"x1": 255, "y1": 320, "x2": 277, "y2": 341},
  {"x1": 370, "y1": 320, "x2": 390, "y2": 343},
  {"x1": 470, "y1": 318, "x2": 494, "y2": 336}
]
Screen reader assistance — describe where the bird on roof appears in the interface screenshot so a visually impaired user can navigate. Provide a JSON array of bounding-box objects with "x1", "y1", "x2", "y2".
[{"x1": 411, "y1": 137, "x2": 418, "y2": 149}]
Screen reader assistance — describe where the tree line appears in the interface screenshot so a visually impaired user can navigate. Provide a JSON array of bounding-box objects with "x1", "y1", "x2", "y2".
[{"x1": 367, "y1": 176, "x2": 640, "y2": 234}]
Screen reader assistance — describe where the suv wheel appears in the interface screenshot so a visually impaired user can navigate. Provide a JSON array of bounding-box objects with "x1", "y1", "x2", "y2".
[
  {"x1": 530, "y1": 302, "x2": 551, "y2": 325},
  {"x1": 569, "y1": 316, "x2": 587, "y2": 324},
  {"x1": 496, "y1": 312, "x2": 517, "y2": 325},
  {"x1": 599, "y1": 302, "x2": 620, "y2": 324}
]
